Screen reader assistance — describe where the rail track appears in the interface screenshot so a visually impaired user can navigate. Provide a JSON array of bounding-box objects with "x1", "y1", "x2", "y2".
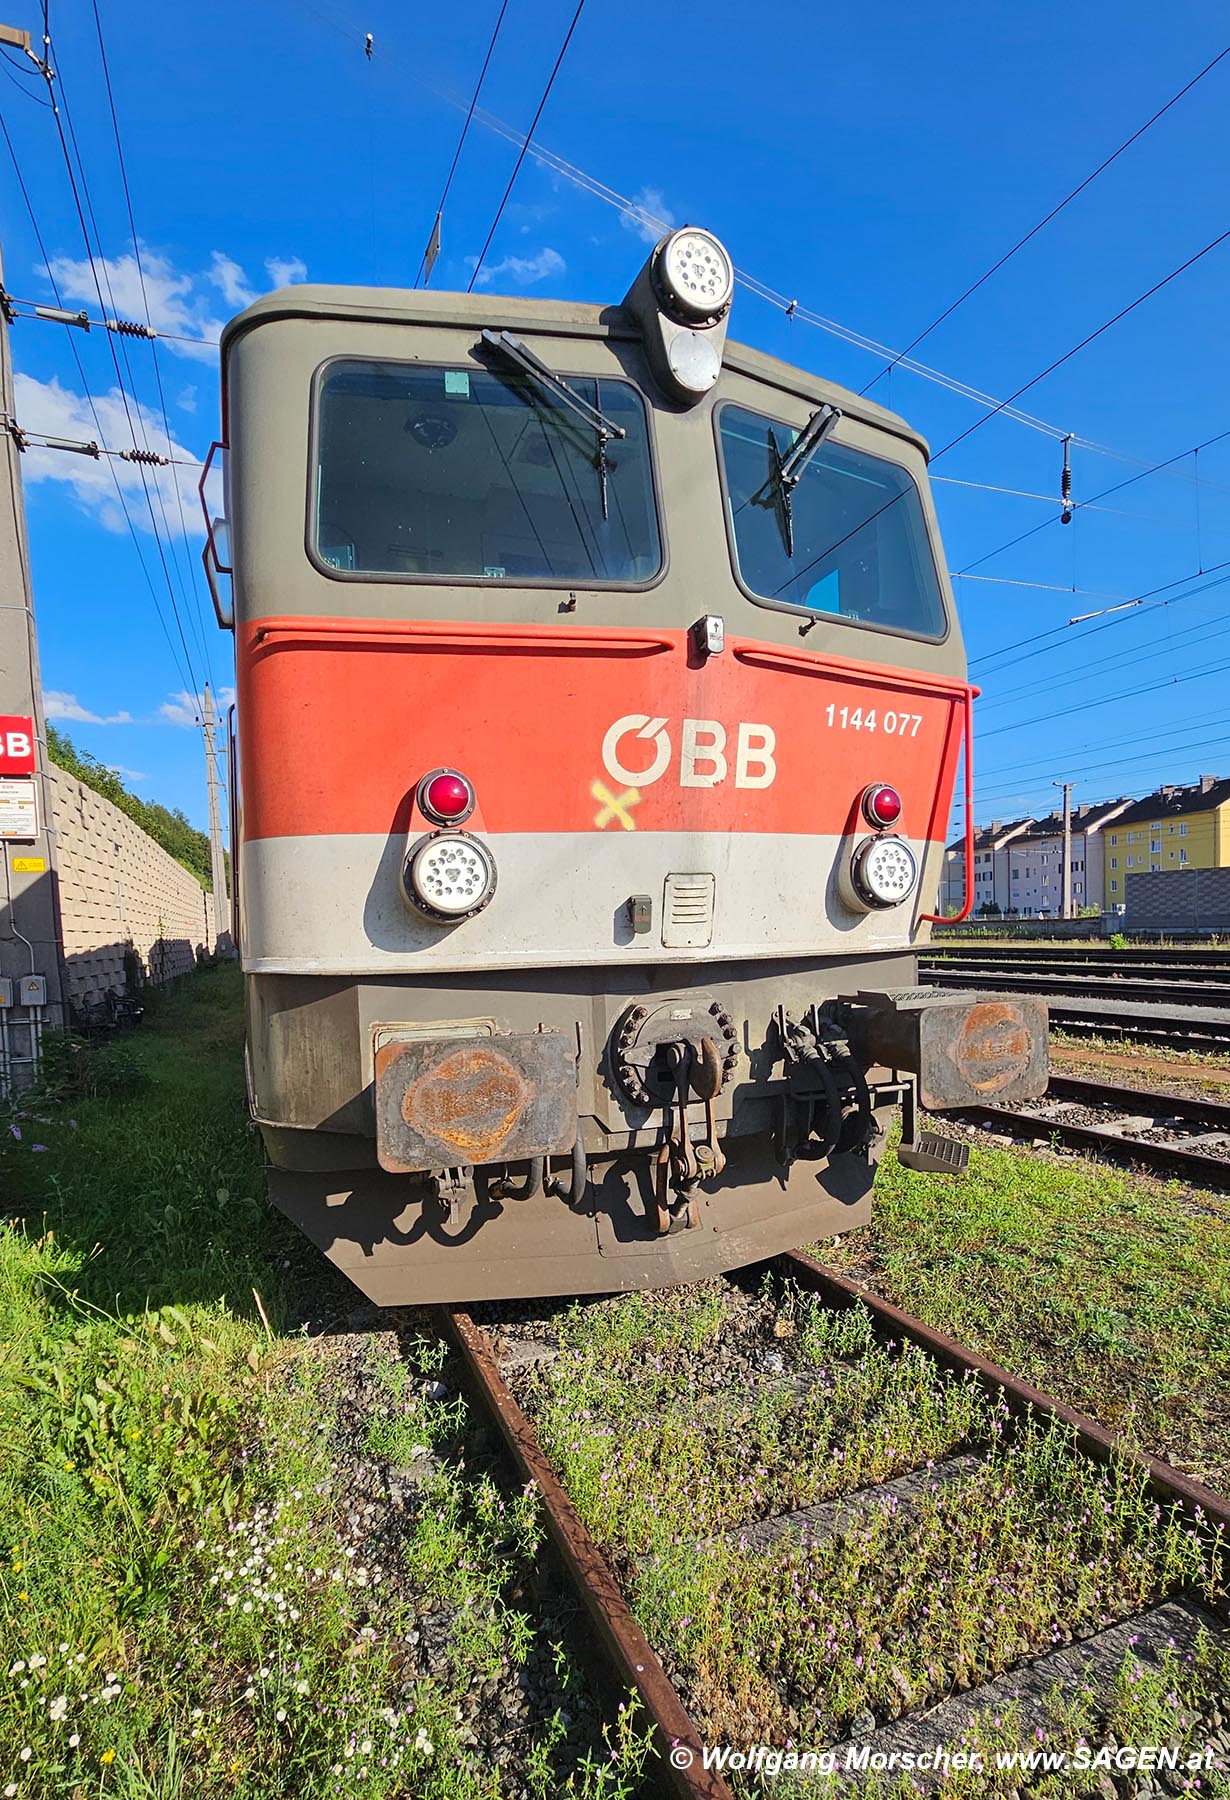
[
  {"x1": 920, "y1": 947, "x2": 1230, "y2": 1050},
  {"x1": 438, "y1": 1257, "x2": 1230, "y2": 1796},
  {"x1": 960, "y1": 1072, "x2": 1230, "y2": 1188}
]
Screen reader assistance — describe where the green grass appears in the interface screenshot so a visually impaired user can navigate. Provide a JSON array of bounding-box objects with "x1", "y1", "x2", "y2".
[
  {"x1": 0, "y1": 971, "x2": 651, "y2": 1799},
  {"x1": 820, "y1": 1134, "x2": 1230, "y2": 1492}
]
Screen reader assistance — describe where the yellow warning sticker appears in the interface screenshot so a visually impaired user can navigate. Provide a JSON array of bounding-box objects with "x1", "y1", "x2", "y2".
[{"x1": 11, "y1": 856, "x2": 46, "y2": 873}]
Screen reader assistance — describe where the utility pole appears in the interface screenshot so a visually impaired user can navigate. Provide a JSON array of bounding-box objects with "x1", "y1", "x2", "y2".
[
  {"x1": 201, "y1": 684, "x2": 230, "y2": 949},
  {"x1": 0, "y1": 224, "x2": 67, "y2": 1081},
  {"x1": 1054, "y1": 780, "x2": 1074, "y2": 920}
]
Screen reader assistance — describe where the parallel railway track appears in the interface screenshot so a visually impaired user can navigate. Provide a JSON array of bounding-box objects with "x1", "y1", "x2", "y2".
[
  {"x1": 919, "y1": 949, "x2": 1230, "y2": 1050},
  {"x1": 961, "y1": 1072, "x2": 1230, "y2": 1188},
  {"x1": 438, "y1": 1256, "x2": 1230, "y2": 1797}
]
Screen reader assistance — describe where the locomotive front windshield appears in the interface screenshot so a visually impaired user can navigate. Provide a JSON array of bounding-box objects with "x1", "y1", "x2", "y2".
[
  {"x1": 314, "y1": 359, "x2": 661, "y2": 585},
  {"x1": 718, "y1": 404, "x2": 946, "y2": 638}
]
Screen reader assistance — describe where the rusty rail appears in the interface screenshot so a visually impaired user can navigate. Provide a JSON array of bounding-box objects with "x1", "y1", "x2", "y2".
[
  {"x1": 964, "y1": 1097, "x2": 1230, "y2": 1190},
  {"x1": 781, "y1": 1251, "x2": 1230, "y2": 1534},
  {"x1": 438, "y1": 1308, "x2": 733, "y2": 1800}
]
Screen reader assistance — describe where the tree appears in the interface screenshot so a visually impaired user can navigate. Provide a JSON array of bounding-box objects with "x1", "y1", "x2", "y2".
[{"x1": 47, "y1": 725, "x2": 214, "y2": 891}]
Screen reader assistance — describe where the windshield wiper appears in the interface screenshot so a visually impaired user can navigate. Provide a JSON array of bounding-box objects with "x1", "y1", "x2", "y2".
[
  {"x1": 481, "y1": 329, "x2": 626, "y2": 520},
  {"x1": 764, "y1": 403, "x2": 842, "y2": 556}
]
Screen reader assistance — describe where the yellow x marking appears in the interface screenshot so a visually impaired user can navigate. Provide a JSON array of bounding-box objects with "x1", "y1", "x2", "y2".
[{"x1": 591, "y1": 779, "x2": 640, "y2": 831}]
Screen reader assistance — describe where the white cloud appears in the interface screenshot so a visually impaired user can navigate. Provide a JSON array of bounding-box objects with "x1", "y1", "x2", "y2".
[
  {"x1": 177, "y1": 385, "x2": 197, "y2": 414},
  {"x1": 42, "y1": 244, "x2": 307, "y2": 361},
  {"x1": 620, "y1": 187, "x2": 674, "y2": 246},
  {"x1": 207, "y1": 251, "x2": 255, "y2": 310},
  {"x1": 46, "y1": 248, "x2": 226, "y2": 363},
  {"x1": 266, "y1": 255, "x2": 307, "y2": 288},
  {"x1": 14, "y1": 372, "x2": 215, "y2": 536},
  {"x1": 159, "y1": 686, "x2": 235, "y2": 729},
  {"x1": 472, "y1": 246, "x2": 566, "y2": 290},
  {"x1": 44, "y1": 690, "x2": 133, "y2": 725},
  {"x1": 114, "y1": 766, "x2": 148, "y2": 784}
]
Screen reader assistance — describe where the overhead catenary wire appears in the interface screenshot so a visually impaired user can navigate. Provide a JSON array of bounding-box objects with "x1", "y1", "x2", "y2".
[
  {"x1": 772, "y1": 227, "x2": 1230, "y2": 604},
  {"x1": 0, "y1": 103, "x2": 198, "y2": 699},
  {"x1": 860, "y1": 45, "x2": 1230, "y2": 395},
  {"x1": 952, "y1": 574, "x2": 1130, "y2": 600},
  {"x1": 0, "y1": 51, "x2": 50, "y2": 105},
  {"x1": 33, "y1": 3, "x2": 202, "y2": 699},
  {"x1": 975, "y1": 571, "x2": 1230, "y2": 711},
  {"x1": 1, "y1": 421, "x2": 199, "y2": 464},
  {"x1": 49, "y1": 18, "x2": 208, "y2": 684},
  {"x1": 295, "y1": 0, "x2": 1220, "y2": 501},
  {"x1": 976, "y1": 732, "x2": 1230, "y2": 807},
  {"x1": 466, "y1": 0, "x2": 588, "y2": 294},
  {"x1": 971, "y1": 557, "x2": 1230, "y2": 680},
  {"x1": 982, "y1": 701, "x2": 1230, "y2": 775},
  {"x1": 1, "y1": 293, "x2": 218, "y2": 348},
  {"x1": 90, "y1": 0, "x2": 217, "y2": 693},
  {"x1": 933, "y1": 225, "x2": 1230, "y2": 467},
  {"x1": 414, "y1": 0, "x2": 511, "y2": 287},
  {"x1": 979, "y1": 609, "x2": 1230, "y2": 740},
  {"x1": 959, "y1": 425, "x2": 1230, "y2": 584}
]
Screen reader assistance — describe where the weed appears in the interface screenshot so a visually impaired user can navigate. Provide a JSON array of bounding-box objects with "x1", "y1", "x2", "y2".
[
  {"x1": 0, "y1": 970, "x2": 647, "y2": 1797},
  {"x1": 821, "y1": 1131, "x2": 1230, "y2": 1490}
]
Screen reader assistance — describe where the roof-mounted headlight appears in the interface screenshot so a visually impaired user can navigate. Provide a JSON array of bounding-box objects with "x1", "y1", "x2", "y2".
[
  {"x1": 624, "y1": 224, "x2": 734, "y2": 405},
  {"x1": 654, "y1": 228, "x2": 734, "y2": 323}
]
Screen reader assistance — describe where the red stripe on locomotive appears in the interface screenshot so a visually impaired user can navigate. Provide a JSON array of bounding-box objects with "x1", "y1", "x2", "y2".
[{"x1": 237, "y1": 617, "x2": 970, "y2": 846}]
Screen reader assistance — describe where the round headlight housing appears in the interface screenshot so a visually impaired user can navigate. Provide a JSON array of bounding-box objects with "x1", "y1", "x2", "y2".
[
  {"x1": 654, "y1": 228, "x2": 734, "y2": 322},
  {"x1": 404, "y1": 830, "x2": 497, "y2": 920},
  {"x1": 850, "y1": 834, "x2": 919, "y2": 910}
]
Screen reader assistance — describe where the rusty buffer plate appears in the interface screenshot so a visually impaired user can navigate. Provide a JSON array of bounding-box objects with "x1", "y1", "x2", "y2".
[
  {"x1": 374, "y1": 1032, "x2": 577, "y2": 1174},
  {"x1": 919, "y1": 996, "x2": 1047, "y2": 1112}
]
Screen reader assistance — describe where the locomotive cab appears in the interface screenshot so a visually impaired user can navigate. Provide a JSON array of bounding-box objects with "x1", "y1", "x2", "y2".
[{"x1": 213, "y1": 228, "x2": 1045, "y2": 1304}]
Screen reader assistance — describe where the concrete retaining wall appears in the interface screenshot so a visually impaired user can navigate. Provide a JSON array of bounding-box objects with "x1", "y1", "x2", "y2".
[{"x1": 49, "y1": 764, "x2": 214, "y2": 1013}]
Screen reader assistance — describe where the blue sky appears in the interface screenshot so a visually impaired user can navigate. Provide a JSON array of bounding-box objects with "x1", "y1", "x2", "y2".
[{"x1": 1, "y1": 0, "x2": 1227, "y2": 833}]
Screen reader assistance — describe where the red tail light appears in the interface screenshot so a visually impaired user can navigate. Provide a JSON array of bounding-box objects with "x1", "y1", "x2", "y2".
[
  {"x1": 419, "y1": 769, "x2": 475, "y2": 824},
  {"x1": 862, "y1": 783, "x2": 902, "y2": 829}
]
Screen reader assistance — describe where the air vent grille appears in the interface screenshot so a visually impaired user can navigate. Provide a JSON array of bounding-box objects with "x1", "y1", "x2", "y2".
[{"x1": 662, "y1": 872, "x2": 715, "y2": 948}]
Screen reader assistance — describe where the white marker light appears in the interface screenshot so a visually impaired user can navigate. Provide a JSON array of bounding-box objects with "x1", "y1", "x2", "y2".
[
  {"x1": 404, "y1": 831, "x2": 497, "y2": 920},
  {"x1": 850, "y1": 835, "x2": 919, "y2": 910},
  {"x1": 655, "y1": 228, "x2": 734, "y2": 322}
]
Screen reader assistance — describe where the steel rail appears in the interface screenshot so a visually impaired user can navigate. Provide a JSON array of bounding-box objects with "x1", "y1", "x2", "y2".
[
  {"x1": 925, "y1": 946, "x2": 1230, "y2": 964},
  {"x1": 1046, "y1": 1070, "x2": 1230, "y2": 1125},
  {"x1": 780, "y1": 1251, "x2": 1230, "y2": 1533},
  {"x1": 964, "y1": 1099, "x2": 1230, "y2": 1187},
  {"x1": 442, "y1": 1259, "x2": 1229, "y2": 1795},
  {"x1": 438, "y1": 1307, "x2": 733, "y2": 1800},
  {"x1": 918, "y1": 966, "x2": 1223, "y2": 1007},
  {"x1": 922, "y1": 960, "x2": 1230, "y2": 986}
]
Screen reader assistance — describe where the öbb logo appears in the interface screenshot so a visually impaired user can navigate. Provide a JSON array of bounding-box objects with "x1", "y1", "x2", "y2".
[{"x1": 602, "y1": 715, "x2": 777, "y2": 790}]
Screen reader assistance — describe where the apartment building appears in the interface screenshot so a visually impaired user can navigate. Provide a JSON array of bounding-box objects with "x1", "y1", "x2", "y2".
[
  {"x1": 1007, "y1": 798, "x2": 1133, "y2": 914},
  {"x1": 940, "y1": 817, "x2": 1033, "y2": 915},
  {"x1": 1104, "y1": 775, "x2": 1230, "y2": 906}
]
